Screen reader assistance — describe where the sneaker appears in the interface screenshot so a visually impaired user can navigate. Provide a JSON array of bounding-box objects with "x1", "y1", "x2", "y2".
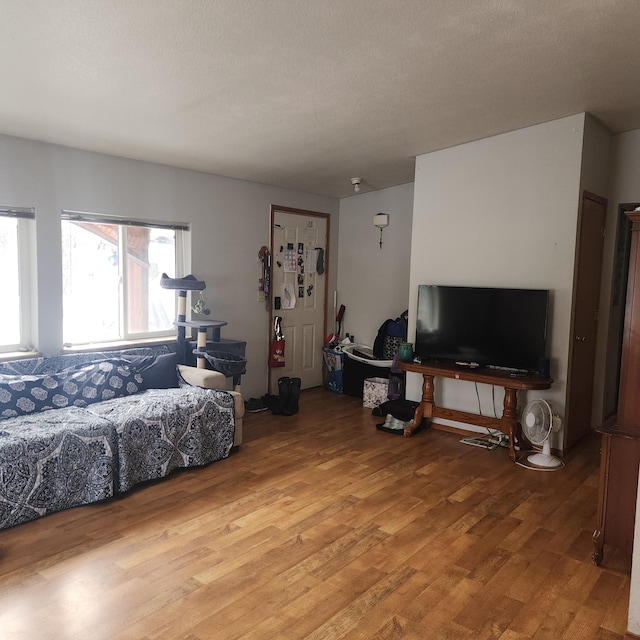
[{"x1": 245, "y1": 397, "x2": 268, "y2": 413}]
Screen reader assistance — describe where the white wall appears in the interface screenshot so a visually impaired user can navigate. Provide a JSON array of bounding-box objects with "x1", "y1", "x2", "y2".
[
  {"x1": 407, "y1": 115, "x2": 586, "y2": 445},
  {"x1": 0, "y1": 134, "x2": 339, "y2": 399},
  {"x1": 337, "y1": 183, "x2": 414, "y2": 345}
]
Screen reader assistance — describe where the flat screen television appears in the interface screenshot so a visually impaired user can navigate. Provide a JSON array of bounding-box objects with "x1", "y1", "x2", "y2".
[{"x1": 415, "y1": 285, "x2": 550, "y2": 373}]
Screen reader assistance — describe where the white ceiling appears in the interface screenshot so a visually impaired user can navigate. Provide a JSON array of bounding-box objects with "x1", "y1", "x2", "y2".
[{"x1": 1, "y1": 1, "x2": 640, "y2": 198}]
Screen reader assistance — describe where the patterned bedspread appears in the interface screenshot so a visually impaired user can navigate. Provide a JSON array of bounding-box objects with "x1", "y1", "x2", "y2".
[
  {"x1": 0, "y1": 407, "x2": 116, "y2": 529},
  {"x1": 0, "y1": 387, "x2": 235, "y2": 530},
  {"x1": 86, "y1": 387, "x2": 235, "y2": 492}
]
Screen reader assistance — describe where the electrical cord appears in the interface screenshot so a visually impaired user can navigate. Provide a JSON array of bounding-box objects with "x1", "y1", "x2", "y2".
[
  {"x1": 471, "y1": 382, "x2": 508, "y2": 445},
  {"x1": 475, "y1": 382, "x2": 482, "y2": 416},
  {"x1": 492, "y1": 385, "x2": 498, "y2": 418}
]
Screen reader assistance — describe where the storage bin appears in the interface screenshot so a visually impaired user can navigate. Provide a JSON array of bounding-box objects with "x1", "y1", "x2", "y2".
[{"x1": 363, "y1": 377, "x2": 390, "y2": 408}]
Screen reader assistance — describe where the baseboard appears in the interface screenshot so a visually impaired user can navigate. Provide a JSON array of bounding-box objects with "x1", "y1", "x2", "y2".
[
  {"x1": 431, "y1": 420, "x2": 487, "y2": 438},
  {"x1": 430, "y1": 420, "x2": 563, "y2": 459}
]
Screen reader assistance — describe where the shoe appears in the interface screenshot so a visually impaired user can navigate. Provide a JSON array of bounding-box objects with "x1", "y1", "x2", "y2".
[
  {"x1": 245, "y1": 397, "x2": 268, "y2": 413},
  {"x1": 281, "y1": 377, "x2": 301, "y2": 416}
]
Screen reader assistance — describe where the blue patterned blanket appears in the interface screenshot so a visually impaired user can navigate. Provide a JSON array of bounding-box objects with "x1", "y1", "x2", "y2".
[{"x1": 0, "y1": 348, "x2": 235, "y2": 530}]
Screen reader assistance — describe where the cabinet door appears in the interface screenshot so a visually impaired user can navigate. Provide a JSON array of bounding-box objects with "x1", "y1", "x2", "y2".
[
  {"x1": 617, "y1": 212, "x2": 640, "y2": 432},
  {"x1": 594, "y1": 434, "x2": 640, "y2": 566}
]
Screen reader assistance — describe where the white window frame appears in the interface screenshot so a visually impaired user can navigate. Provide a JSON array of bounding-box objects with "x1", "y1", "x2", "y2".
[
  {"x1": 61, "y1": 210, "x2": 190, "y2": 346},
  {"x1": 0, "y1": 206, "x2": 35, "y2": 354}
]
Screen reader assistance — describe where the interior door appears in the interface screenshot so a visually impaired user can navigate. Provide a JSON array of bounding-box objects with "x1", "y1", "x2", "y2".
[
  {"x1": 564, "y1": 192, "x2": 607, "y2": 450},
  {"x1": 269, "y1": 207, "x2": 328, "y2": 392}
]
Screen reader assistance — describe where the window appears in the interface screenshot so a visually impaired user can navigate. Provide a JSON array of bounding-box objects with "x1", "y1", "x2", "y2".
[
  {"x1": 61, "y1": 212, "x2": 188, "y2": 346},
  {"x1": 0, "y1": 207, "x2": 34, "y2": 353}
]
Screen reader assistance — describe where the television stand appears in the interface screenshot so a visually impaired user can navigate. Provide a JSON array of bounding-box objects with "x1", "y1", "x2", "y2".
[{"x1": 397, "y1": 360, "x2": 553, "y2": 462}]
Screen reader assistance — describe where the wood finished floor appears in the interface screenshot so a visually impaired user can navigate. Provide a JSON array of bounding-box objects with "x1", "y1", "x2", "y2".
[{"x1": 0, "y1": 388, "x2": 631, "y2": 640}]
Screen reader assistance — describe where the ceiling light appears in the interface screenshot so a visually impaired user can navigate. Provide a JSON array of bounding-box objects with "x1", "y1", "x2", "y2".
[{"x1": 351, "y1": 177, "x2": 361, "y2": 193}]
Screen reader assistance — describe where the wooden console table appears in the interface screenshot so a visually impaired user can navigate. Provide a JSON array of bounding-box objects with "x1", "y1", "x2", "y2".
[{"x1": 397, "y1": 360, "x2": 553, "y2": 461}]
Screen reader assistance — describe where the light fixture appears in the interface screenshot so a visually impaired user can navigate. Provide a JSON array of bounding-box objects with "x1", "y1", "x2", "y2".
[
  {"x1": 373, "y1": 212, "x2": 389, "y2": 249},
  {"x1": 351, "y1": 177, "x2": 361, "y2": 193}
]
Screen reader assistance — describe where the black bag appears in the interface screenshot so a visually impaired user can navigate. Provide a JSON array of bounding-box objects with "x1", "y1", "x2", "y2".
[{"x1": 373, "y1": 319, "x2": 392, "y2": 358}]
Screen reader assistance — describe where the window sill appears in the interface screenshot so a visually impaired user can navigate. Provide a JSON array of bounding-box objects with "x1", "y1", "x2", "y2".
[
  {"x1": 62, "y1": 337, "x2": 176, "y2": 355},
  {"x1": 0, "y1": 350, "x2": 42, "y2": 363}
]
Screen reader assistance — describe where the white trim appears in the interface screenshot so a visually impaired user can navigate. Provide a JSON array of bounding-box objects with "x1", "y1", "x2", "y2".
[
  {"x1": 61, "y1": 217, "x2": 187, "y2": 346},
  {"x1": 0, "y1": 213, "x2": 35, "y2": 353}
]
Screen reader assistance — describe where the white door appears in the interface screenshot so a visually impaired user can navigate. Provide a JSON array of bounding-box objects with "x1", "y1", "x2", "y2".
[{"x1": 269, "y1": 208, "x2": 328, "y2": 392}]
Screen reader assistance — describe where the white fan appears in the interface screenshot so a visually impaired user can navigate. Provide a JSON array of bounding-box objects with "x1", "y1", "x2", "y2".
[{"x1": 520, "y1": 398, "x2": 563, "y2": 470}]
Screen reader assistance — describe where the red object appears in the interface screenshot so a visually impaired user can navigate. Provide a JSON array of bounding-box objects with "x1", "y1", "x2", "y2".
[
  {"x1": 325, "y1": 333, "x2": 338, "y2": 347},
  {"x1": 270, "y1": 338, "x2": 286, "y2": 367}
]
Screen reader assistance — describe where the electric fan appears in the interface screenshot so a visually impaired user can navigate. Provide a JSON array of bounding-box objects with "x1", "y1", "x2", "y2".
[{"x1": 520, "y1": 398, "x2": 563, "y2": 470}]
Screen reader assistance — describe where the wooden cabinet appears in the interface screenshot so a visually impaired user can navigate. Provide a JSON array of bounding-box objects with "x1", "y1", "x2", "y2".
[{"x1": 593, "y1": 210, "x2": 640, "y2": 567}]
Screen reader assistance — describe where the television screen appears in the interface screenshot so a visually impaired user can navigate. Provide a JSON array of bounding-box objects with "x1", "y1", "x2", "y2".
[{"x1": 415, "y1": 285, "x2": 549, "y2": 373}]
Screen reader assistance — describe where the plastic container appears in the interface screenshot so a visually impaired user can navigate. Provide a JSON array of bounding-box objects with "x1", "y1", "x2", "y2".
[{"x1": 340, "y1": 344, "x2": 393, "y2": 398}]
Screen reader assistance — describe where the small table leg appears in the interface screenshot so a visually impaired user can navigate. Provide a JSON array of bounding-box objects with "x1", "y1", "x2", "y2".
[
  {"x1": 592, "y1": 528, "x2": 604, "y2": 565},
  {"x1": 404, "y1": 374, "x2": 434, "y2": 436},
  {"x1": 501, "y1": 387, "x2": 519, "y2": 462}
]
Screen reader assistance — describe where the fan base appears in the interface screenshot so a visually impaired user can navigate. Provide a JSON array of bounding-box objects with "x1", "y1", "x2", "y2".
[{"x1": 527, "y1": 452, "x2": 562, "y2": 468}]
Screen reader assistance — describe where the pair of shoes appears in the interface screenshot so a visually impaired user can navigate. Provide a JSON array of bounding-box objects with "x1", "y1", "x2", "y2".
[
  {"x1": 244, "y1": 397, "x2": 268, "y2": 413},
  {"x1": 271, "y1": 376, "x2": 302, "y2": 416}
]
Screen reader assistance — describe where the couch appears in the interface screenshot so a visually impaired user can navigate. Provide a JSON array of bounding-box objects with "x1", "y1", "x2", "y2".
[{"x1": 0, "y1": 346, "x2": 244, "y2": 530}]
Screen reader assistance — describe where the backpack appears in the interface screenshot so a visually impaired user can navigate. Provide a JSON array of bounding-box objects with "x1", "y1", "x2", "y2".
[{"x1": 373, "y1": 311, "x2": 408, "y2": 359}]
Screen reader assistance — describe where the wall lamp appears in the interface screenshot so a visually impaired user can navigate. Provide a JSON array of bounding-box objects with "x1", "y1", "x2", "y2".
[{"x1": 373, "y1": 212, "x2": 389, "y2": 249}]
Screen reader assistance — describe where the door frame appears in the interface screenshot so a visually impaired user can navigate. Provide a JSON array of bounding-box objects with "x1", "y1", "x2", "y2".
[
  {"x1": 267, "y1": 205, "x2": 330, "y2": 393},
  {"x1": 563, "y1": 190, "x2": 607, "y2": 451},
  {"x1": 601, "y1": 202, "x2": 638, "y2": 421}
]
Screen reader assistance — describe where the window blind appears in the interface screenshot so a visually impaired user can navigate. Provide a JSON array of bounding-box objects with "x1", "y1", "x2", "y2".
[
  {"x1": 0, "y1": 207, "x2": 35, "y2": 220},
  {"x1": 61, "y1": 210, "x2": 189, "y2": 231}
]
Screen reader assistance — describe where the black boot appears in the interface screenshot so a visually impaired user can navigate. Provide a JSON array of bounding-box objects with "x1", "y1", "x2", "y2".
[
  {"x1": 282, "y1": 377, "x2": 301, "y2": 416},
  {"x1": 270, "y1": 376, "x2": 290, "y2": 415}
]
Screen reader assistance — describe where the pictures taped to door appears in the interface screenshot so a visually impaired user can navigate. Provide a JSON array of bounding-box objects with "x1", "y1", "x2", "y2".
[
  {"x1": 275, "y1": 220, "x2": 323, "y2": 307},
  {"x1": 283, "y1": 243, "x2": 297, "y2": 272}
]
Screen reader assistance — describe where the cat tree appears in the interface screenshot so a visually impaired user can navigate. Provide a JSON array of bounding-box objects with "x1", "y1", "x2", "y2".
[{"x1": 160, "y1": 273, "x2": 246, "y2": 389}]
